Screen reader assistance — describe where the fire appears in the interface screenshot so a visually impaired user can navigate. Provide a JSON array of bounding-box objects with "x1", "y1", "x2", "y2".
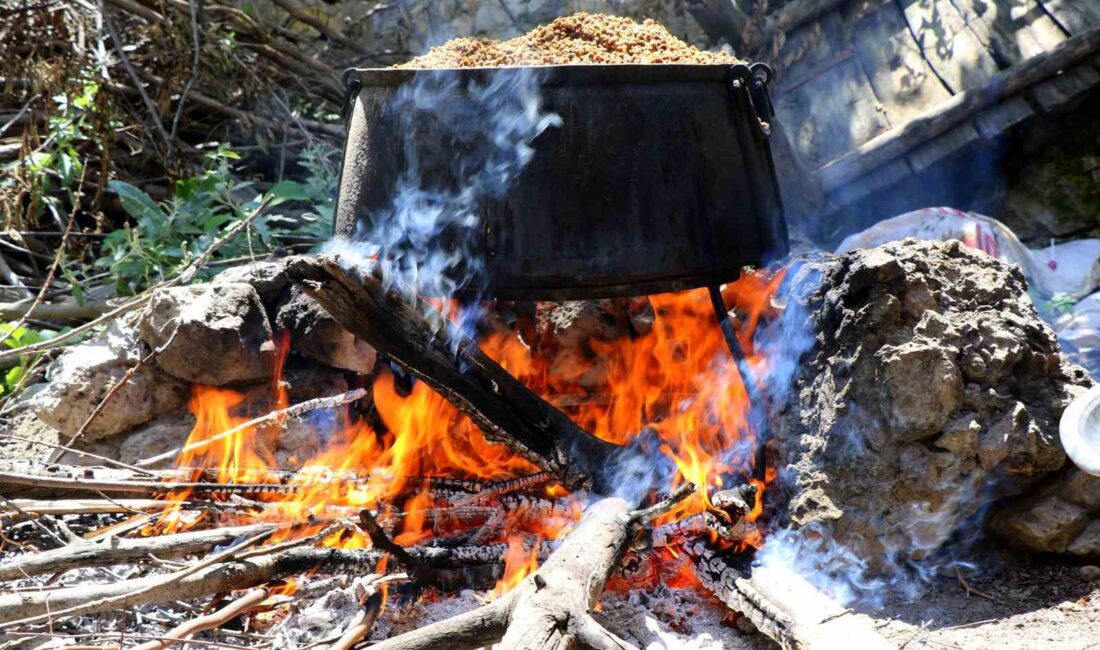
[
  {"x1": 152, "y1": 270, "x2": 785, "y2": 597},
  {"x1": 491, "y1": 534, "x2": 541, "y2": 598}
]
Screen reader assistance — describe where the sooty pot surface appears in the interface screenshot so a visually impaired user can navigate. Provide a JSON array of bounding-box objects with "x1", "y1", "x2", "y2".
[{"x1": 334, "y1": 63, "x2": 788, "y2": 300}]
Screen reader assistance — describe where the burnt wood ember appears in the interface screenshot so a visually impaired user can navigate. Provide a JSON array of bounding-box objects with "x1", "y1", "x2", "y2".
[
  {"x1": 647, "y1": 511, "x2": 756, "y2": 548},
  {"x1": 284, "y1": 254, "x2": 625, "y2": 492},
  {"x1": 711, "y1": 482, "x2": 758, "y2": 513}
]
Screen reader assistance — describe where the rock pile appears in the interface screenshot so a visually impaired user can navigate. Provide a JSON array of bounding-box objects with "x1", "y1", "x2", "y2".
[
  {"x1": 24, "y1": 256, "x2": 377, "y2": 465},
  {"x1": 772, "y1": 239, "x2": 1097, "y2": 565}
]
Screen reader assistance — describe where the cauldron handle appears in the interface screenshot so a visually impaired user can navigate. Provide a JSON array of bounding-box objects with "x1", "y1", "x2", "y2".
[{"x1": 729, "y1": 63, "x2": 775, "y2": 139}]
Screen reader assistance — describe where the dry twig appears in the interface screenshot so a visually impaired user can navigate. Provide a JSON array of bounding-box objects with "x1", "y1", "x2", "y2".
[{"x1": 136, "y1": 387, "x2": 368, "y2": 467}]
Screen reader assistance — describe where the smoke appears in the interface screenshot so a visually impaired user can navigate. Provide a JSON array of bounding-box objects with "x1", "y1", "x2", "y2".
[
  {"x1": 756, "y1": 475, "x2": 997, "y2": 609},
  {"x1": 745, "y1": 261, "x2": 1007, "y2": 608},
  {"x1": 330, "y1": 67, "x2": 561, "y2": 317}
]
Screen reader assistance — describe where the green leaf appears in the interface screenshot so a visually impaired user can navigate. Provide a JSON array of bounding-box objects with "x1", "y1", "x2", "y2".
[
  {"x1": 265, "y1": 180, "x2": 310, "y2": 205},
  {"x1": 109, "y1": 180, "x2": 165, "y2": 223}
]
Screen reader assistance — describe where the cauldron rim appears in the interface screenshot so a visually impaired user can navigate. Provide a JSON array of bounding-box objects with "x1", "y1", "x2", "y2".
[{"x1": 347, "y1": 63, "x2": 749, "y2": 89}]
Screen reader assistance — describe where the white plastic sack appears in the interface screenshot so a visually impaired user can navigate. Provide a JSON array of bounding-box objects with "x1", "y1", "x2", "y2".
[
  {"x1": 836, "y1": 207, "x2": 1100, "y2": 298},
  {"x1": 1056, "y1": 292, "x2": 1100, "y2": 377}
]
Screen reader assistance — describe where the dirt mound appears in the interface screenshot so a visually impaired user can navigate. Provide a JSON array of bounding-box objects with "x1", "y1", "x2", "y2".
[{"x1": 772, "y1": 239, "x2": 1092, "y2": 569}]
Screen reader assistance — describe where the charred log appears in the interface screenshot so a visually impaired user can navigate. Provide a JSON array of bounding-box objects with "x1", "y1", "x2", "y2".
[
  {"x1": 285, "y1": 254, "x2": 624, "y2": 493},
  {"x1": 368, "y1": 484, "x2": 693, "y2": 650}
]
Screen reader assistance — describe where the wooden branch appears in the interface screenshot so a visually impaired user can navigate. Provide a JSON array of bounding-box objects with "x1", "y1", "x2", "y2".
[
  {"x1": 104, "y1": 0, "x2": 162, "y2": 22},
  {"x1": 686, "y1": 0, "x2": 749, "y2": 50},
  {"x1": 0, "y1": 523, "x2": 281, "y2": 581},
  {"x1": 269, "y1": 0, "x2": 368, "y2": 54},
  {"x1": 285, "y1": 255, "x2": 625, "y2": 493},
  {"x1": 0, "y1": 541, "x2": 541, "y2": 625},
  {"x1": 369, "y1": 485, "x2": 693, "y2": 650},
  {"x1": 0, "y1": 545, "x2": 369, "y2": 626},
  {"x1": 0, "y1": 173, "x2": 82, "y2": 348},
  {"x1": 816, "y1": 24, "x2": 1100, "y2": 192},
  {"x1": 0, "y1": 528, "x2": 274, "y2": 629},
  {"x1": 125, "y1": 71, "x2": 344, "y2": 138},
  {"x1": 0, "y1": 498, "x2": 181, "y2": 518},
  {"x1": 131, "y1": 587, "x2": 271, "y2": 650},
  {"x1": 686, "y1": 540, "x2": 892, "y2": 650},
  {"x1": 0, "y1": 468, "x2": 301, "y2": 497},
  {"x1": 331, "y1": 589, "x2": 384, "y2": 650},
  {"x1": 0, "y1": 300, "x2": 116, "y2": 321}
]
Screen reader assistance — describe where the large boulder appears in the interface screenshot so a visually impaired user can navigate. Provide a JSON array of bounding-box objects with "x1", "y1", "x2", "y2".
[
  {"x1": 140, "y1": 283, "x2": 278, "y2": 385},
  {"x1": 276, "y1": 288, "x2": 376, "y2": 374},
  {"x1": 30, "y1": 320, "x2": 189, "y2": 440},
  {"x1": 771, "y1": 239, "x2": 1091, "y2": 571}
]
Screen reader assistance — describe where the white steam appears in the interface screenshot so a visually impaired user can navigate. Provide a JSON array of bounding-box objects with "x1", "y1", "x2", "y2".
[{"x1": 336, "y1": 68, "x2": 561, "y2": 310}]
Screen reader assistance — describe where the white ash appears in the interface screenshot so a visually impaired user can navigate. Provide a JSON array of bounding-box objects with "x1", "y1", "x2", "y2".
[
  {"x1": 272, "y1": 575, "x2": 383, "y2": 646},
  {"x1": 594, "y1": 587, "x2": 769, "y2": 650},
  {"x1": 363, "y1": 585, "x2": 767, "y2": 649}
]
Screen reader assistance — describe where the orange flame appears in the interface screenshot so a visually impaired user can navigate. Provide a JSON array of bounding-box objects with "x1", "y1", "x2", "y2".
[
  {"x1": 491, "y1": 535, "x2": 541, "y2": 598},
  {"x1": 155, "y1": 271, "x2": 785, "y2": 591}
]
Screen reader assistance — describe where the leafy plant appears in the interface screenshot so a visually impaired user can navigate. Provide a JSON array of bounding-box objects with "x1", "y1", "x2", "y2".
[
  {"x1": 2, "y1": 79, "x2": 104, "y2": 228},
  {"x1": 0, "y1": 323, "x2": 60, "y2": 399},
  {"x1": 99, "y1": 144, "x2": 325, "y2": 295}
]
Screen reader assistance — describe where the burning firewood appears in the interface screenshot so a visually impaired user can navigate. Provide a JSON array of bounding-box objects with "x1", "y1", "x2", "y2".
[
  {"x1": 0, "y1": 522, "x2": 287, "y2": 581},
  {"x1": 284, "y1": 254, "x2": 625, "y2": 493},
  {"x1": 367, "y1": 483, "x2": 694, "y2": 650},
  {"x1": 0, "y1": 534, "x2": 550, "y2": 626}
]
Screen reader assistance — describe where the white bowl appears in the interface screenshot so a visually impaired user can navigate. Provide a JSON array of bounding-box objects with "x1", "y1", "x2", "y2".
[{"x1": 1061, "y1": 384, "x2": 1100, "y2": 476}]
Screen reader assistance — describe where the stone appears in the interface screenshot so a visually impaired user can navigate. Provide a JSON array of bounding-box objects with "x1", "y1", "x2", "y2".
[
  {"x1": 1079, "y1": 565, "x2": 1100, "y2": 581},
  {"x1": 30, "y1": 321, "x2": 189, "y2": 440},
  {"x1": 1056, "y1": 468, "x2": 1100, "y2": 511},
  {"x1": 992, "y1": 495, "x2": 1089, "y2": 552},
  {"x1": 140, "y1": 283, "x2": 278, "y2": 385},
  {"x1": 282, "y1": 360, "x2": 350, "y2": 404},
  {"x1": 1, "y1": 410, "x2": 59, "y2": 470},
  {"x1": 935, "y1": 414, "x2": 980, "y2": 456},
  {"x1": 1067, "y1": 520, "x2": 1100, "y2": 558},
  {"x1": 958, "y1": 312, "x2": 1025, "y2": 383},
  {"x1": 117, "y1": 410, "x2": 196, "y2": 467},
  {"x1": 878, "y1": 342, "x2": 962, "y2": 440},
  {"x1": 978, "y1": 402, "x2": 1027, "y2": 470},
  {"x1": 212, "y1": 259, "x2": 289, "y2": 305},
  {"x1": 276, "y1": 288, "x2": 377, "y2": 374},
  {"x1": 64, "y1": 409, "x2": 197, "y2": 469}
]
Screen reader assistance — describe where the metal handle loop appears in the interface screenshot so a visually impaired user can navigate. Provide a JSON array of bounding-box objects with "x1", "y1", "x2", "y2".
[{"x1": 729, "y1": 63, "x2": 773, "y2": 139}]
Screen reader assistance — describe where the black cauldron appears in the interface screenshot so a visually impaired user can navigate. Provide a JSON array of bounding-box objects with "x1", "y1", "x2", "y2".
[{"x1": 333, "y1": 63, "x2": 787, "y2": 301}]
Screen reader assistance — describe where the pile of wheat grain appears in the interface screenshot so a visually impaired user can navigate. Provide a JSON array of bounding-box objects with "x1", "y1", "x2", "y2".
[{"x1": 399, "y1": 13, "x2": 736, "y2": 68}]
